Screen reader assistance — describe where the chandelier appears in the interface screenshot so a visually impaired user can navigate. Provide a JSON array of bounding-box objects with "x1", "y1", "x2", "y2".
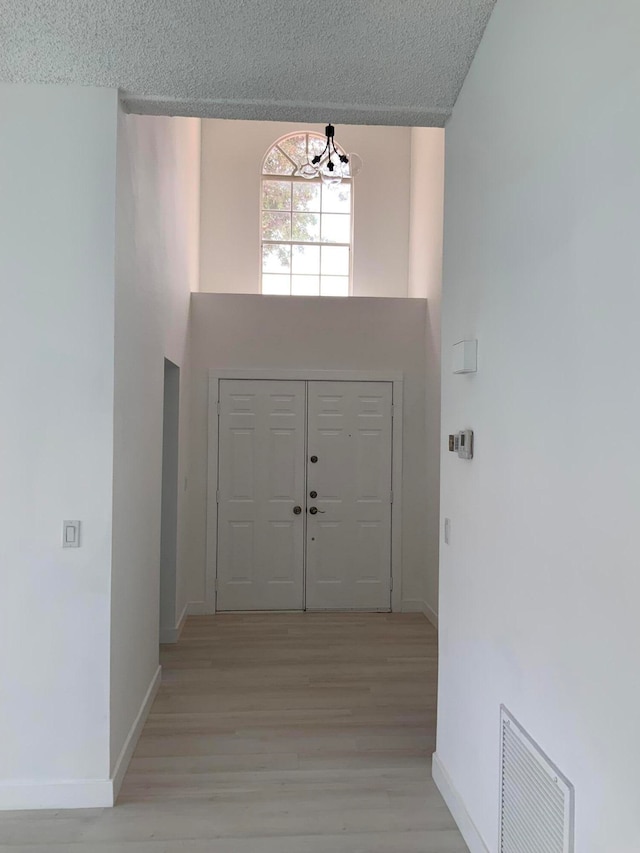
[{"x1": 298, "y1": 123, "x2": 363, "y2": 185}]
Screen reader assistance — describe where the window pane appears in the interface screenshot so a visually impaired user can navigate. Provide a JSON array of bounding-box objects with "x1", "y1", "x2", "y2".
[
  {"x1": 321, "y1": 183, "x2": 350, "y2": 214},
  {"x1": 263, "y1": 147, "x2": 295, "y2": 175},
  {"x1": 292, "y1": 275, "x2": 320, "y2": 296},
  {"x1": 320, "y1": 276, "x2": 349, "y2": 296},
  {"x1": 262, "y1": 211, "x2": 291, "y2": 241},
  {"x1": 293, "y1": 183, "x2": 321, "y2": 212},
  {"x1": 292, "y1": 212, "x2": 320, "y2": 242},
  {"x1": 262, "y1": 274, "x2": 291, "y2": 295},
  {"x1": 291, "y1": 244, "x2": 320, "y2": 275},
  {"x1": 321, "y1": 245, "x2": 349, "y2": 276},
  {"x1": 321, "y1": 213, "x2": 350, "y2": 244},
  {"x1": 262, "y1": 181, "x2": 291, "y2": 210},
  {"x1": 278, "y1": 135, "x2": 307, "y2": 167},
  {"x1": 262, "y1": 243, "x2": 291, "y2": 273}
]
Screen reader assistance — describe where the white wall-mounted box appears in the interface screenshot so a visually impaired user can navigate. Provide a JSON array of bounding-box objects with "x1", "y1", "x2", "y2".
[{"x1": 452, "y1": 339, "x2": 477, "y2": 374}]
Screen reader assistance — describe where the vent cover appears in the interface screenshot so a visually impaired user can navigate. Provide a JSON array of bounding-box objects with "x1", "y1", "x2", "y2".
[{"x1": 500, "y1": 706, "x2": 574, "y2": 853}]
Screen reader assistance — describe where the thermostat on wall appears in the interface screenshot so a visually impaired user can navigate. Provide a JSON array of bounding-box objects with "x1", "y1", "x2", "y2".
[
  {"x1": 448, "y1": 430, "x2": 474, "y2": 459},
  {"x1": 452, "y1": 339, "x2": 477, "y2": 374},
  {"x1": 457, "y1": 429, "x2": 473, "y2": 459}
]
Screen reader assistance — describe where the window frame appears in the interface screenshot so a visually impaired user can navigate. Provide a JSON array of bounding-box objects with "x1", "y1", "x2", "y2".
[{"x1": 260, "y1": 132, "x2": 354, "y2": 297}]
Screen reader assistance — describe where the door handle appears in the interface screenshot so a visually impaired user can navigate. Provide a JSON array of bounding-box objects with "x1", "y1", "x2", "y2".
[
  {"x1": 293, "y1": 505, "x2": 302, "y2": 515},
  {"x1": 309, "y1": 507, "x2": 325, "y2": 515}
]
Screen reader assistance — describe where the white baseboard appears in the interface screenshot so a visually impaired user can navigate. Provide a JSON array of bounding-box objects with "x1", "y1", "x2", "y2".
[
  {"x1": 423, "y1": 600, "x2": 438, "y2": 629},
  {"x1": 187, "y1": 600, "x2": 216, "y2": 615},
  {"x1": 432, "y1": 753, "x2": 490, "y2": 853},
  {"x1": 110, "y1": 665, "x2": 161, "y2": 802},
  {"x1": 177, "y1": 600, "x2": 189, "y2": 631},
  {"x1": 401, "y1": 598, "x2": 438, "y2": 629},
  {"x1": 159, "y1": 626, "x2": 178, "y2": 643},
  {"x1": 0, "y1": 778, "x2": 113, "y2": 811},
  {"x1": 0, "y1": 666, "x2": 162, "y2": 811},
  {"x1": 159, "y1": 601, "x2": 189, "y2": 644}
]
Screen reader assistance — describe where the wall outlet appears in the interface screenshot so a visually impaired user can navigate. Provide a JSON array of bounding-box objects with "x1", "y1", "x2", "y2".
[{"x1": 444, "y1": 517, "x2": 451, "y2": 545}]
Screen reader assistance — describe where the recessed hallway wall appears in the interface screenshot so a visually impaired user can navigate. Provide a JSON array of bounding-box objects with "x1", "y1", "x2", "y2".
[
  {"x1": 112, "y1": 107, "x2": 201, "y2": 781},
  {"x1": 187, "y1": 294, "x2": 438, "y2": 620}
]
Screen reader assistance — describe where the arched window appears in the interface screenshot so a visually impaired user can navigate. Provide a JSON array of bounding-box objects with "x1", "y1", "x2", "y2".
[{"x1": 261, "y1": 132, "x2": 352, "y2": 296}]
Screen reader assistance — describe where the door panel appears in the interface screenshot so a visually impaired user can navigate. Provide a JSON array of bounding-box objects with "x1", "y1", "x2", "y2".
[
  {"x1": 217, "y1": 380, "x2": 306, "y2": 610},
  {"x1": 305, "y1": 381, "x2": 393, "y2": 610}
]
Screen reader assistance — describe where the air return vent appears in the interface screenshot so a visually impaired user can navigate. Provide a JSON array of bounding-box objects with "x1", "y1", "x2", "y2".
[{"x1": 500, "y1": 706, "x2": 574, "y2": 853}]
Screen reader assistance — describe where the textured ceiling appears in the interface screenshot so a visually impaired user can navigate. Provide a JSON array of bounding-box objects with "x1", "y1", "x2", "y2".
[{"x1": 0, "y1": 0, "x2": 496, "y2": 126}]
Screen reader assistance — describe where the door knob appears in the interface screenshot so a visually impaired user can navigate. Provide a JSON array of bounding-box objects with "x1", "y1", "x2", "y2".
[
  {"x1": 309, "y1": 507, "x2": 325, "y2": 515},
  {"x1": 309, "y1": 490, "x2": 317, "y2": 499},
  {"x1": 310, "y1": 455, "x2": 318, "y2": 463},
  {"x1": 293, "y1": 505, "x2": 302, "y2": 515}
]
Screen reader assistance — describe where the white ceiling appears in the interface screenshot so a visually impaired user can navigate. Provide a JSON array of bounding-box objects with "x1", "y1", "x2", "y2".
[{"x1": 0, "y1": 0, "x2": 496, "y2": 126}]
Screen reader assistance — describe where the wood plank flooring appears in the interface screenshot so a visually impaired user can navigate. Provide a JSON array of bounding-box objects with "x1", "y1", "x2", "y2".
[{"x1": 0, "y1": 613, "x2": 467, "y2": 852}]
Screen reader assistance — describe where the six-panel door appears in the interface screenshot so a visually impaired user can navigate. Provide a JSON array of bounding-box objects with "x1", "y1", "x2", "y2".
[
  {"x1": 305, "y1": 381, "x2": 393, "y2": 610},
  {"x1": 216, "y1": 379, "x2": 393, "y2": 611},
  {"x1": 216, "y1": 380, "x2": 306, "y2": 611}
]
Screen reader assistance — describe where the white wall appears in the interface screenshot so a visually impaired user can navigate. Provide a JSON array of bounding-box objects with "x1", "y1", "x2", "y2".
[
  {"x1": 187, "y1": 294, "x2": 435, "y2": 615},
  {"x1": 408, "y1": 128, "x2": 445, "y2": 616},
  {"x1": 408, "y1": 129, "x2": 445, "y2": 303},
  {"x1": 199, "y1": 120, "x2": 412, "y2": 298},
  {"x1": 436, "y1": 2, "x2": 640, "y2": 851},
  {"x1": 0, "y1": 85, "x2": 118, "y2": 806},
  {"x1": 111, "y1": 110, "x2": 200, "y2": 773}
]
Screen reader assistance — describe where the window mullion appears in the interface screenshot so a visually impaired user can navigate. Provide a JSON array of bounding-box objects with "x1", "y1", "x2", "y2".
[
  {"x1": 263, "y1": 174, "x2": 351, "y2": 186},
  {"x1": 263, "y1": 241, "x2": 350, "y2": 248}
]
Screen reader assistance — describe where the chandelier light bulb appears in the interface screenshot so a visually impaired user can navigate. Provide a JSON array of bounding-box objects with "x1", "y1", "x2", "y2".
[
  {"x1": 321, "y1": 169, "x2": 342, "y2": 186},
  {"x1": 299, "y1": 162, "x2": 319, "y2": 179}
]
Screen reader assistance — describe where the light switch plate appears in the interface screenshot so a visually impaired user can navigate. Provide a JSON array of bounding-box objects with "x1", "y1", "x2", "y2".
[{"x1": 63, "y1": 520, "x2": 81, "y2": 548}]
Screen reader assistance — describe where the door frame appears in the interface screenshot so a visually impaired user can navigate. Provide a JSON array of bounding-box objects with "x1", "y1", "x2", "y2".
[
  {"x1": 159, "y1": 359, "x2": 180, "y2": 642},
  {"x1": 205, "y1": 368, "x2": 404, "y2": 613}
]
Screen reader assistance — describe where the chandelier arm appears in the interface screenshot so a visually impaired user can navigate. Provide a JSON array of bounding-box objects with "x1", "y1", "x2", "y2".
[
  {"x1": 312, "y1": 137, "x2": 331, "y2": 165},
  {"x1": 329, "y1": 137, "x2": 349, "y2": 164}
]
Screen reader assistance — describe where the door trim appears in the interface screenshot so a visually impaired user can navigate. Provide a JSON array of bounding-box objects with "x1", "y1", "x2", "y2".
[{"x1": 206, "y1": 369, "x2": 403, "y2": 613}]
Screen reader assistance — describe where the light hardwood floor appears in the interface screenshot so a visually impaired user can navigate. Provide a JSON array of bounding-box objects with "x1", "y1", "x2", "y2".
[{"x1": 0, "y1": 613, "x2": 467, "y2": 852}]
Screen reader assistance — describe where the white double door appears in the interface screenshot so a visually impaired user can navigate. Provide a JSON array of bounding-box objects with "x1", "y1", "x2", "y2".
[{"x1": 216, "y1": 379, "x2": 393, "y2": 611}]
